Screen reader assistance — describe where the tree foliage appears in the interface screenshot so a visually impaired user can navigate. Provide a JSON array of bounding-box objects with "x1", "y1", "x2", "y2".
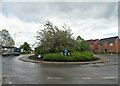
[
  {"x1": 76, "y1": 36, "x2": 84, "y2": 42},
  {"x1": 0, "y1": 29, "x2": 15, "y2": 47},
  {"x1": 76, "y1": 36, "x2": 90, "y2": 52},
  {"x1": 20, "y1": 42, "x2": 31, "y2": 52},
  {"x1": 77, "y1": 41, "x2": 90, "y2": 52},
  {"x1": 36, "y1": 21, "x2": 76, "y2": 54}
]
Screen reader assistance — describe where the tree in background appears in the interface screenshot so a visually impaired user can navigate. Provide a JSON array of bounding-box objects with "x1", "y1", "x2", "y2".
[
  {"x1": 77, "y1": 41, "x2": 90, "y2": 52},
  {"x1": 76, "y1": 36, "x2": 84, "y2": 42},
  {"x1": 36, "y1": 21, "x2": 76, "y2": 54},
  {"x1": 0, "y1": 29, "x2": 15, "y2": 47},
  {"x1": 76, "y1": 36, "x2": 90, "y2": 52},
  {"x1": 20, "y1": 42, "x2": 31, "y2": 53}
]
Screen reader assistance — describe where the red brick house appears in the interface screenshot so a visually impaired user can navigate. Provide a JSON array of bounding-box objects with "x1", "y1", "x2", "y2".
[
  {"x1": 85, "y1": 39, "x2": 99, "y2": 52},
  {"x1": 98, "y1": 36, "x2": 120, "y2": 53},
  {"x1": 85, "y1": 36, "x2": 120, "y2": 53}
]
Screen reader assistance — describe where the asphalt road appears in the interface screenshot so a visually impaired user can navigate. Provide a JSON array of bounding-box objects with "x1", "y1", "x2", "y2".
[
  {"x1": 0, "y1": 55, "x2": 2, "y2": 85},
  {"x1": 2, "y1": 54, "x2": 119, "y2": 84}
]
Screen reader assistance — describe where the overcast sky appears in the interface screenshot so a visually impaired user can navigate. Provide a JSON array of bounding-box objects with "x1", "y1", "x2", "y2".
[{"x1": 0, "y1": 2, "x2": 118, "y2": 48}]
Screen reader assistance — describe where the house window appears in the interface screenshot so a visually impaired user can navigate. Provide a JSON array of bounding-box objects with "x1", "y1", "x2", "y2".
[{"x1": 110, "y1": 43, "x2": 113, "y2": 46}]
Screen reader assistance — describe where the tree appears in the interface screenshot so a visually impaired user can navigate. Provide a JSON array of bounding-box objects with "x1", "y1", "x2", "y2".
[
  {"x1": 76, "y1": 36, "x2": 90, "y2": 52},
  {"x1": 36, "y1": 21, "x2": 76, "y2": 54},
  {"x1": 0, "y1": 29, "x2": 15, "y2": 47},
  {"x1": 76, "y1": 36, "x2": 84, "y2": 42},
  {"x1": 20, "y1": 42, "x2": 31, "y2": 53},
  {"x1": 78, "y1": 41, "x2": 90, "y2": 52}
]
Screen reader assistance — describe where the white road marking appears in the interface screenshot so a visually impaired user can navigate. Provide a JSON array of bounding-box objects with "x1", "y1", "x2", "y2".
[
  {"x1": 81, "y1": 65, "x2": 90, "y2": 67},
  {"x1": 47, "y1": 76, "x2": 117, "y2": 80},
  {"x1": 47, "y1": 77, "x2": 62, "y2": 80},
  {"x1": 29, "y1": 63, "x2": 35, "y2": 65},
  {"x1": 82, "y1": 77, "x2": 91, "y2": 79},
  {"x1": 90, "y1": 64, "x2": 105, "y2": 67},
  {"x1": 8, "y1": 82, "x2": 12, "y2": 84},
  {"x1": 103, "y1": 77, "x2": 117, "y2": 79}
]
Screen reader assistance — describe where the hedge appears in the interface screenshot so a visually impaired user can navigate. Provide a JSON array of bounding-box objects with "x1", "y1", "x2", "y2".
[{"x1": 42, "y1": 51, "x2": 99, "y2": 62}]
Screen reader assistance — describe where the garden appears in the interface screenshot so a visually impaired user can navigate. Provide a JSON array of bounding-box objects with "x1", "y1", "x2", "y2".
[
  {"x1": 42, "y1": 51, "x2": 99, "y2": 62},
  {"x1": 33, "y1": 21, "x2": 99, "y2": 62}
]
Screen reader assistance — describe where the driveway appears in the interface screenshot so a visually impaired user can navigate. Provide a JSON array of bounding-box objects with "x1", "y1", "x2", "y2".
[{"x1": 2, "y1": 54, "x2": 118, "y2": 84}]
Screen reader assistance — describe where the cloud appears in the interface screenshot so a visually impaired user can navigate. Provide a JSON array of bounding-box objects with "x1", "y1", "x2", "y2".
[
  {"x1": 0, "y1": 2, "x2": 2, "y2": 13},
  {"x1": 0, "y1": 14, "x2": 40, "y2": 47},
  {"x1": 2, "y1": 2, "x2": 117, "y2": 22},
  {"x1": 1, "y1": 2, "x2": 118, "y2": 47}
]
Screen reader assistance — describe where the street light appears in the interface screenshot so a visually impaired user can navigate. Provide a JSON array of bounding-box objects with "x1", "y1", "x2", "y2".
[
  {"x1": 14, "y1": 32, "x2": 21, "y2": 47},
  {"x1": 0, "y1": 32, "x2": 2, "y2": 53}
]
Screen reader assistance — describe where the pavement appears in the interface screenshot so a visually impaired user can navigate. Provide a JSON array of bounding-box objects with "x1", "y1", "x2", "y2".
[
  {"x1": 19, "y1": 54, "x2": 109, "y2": 64},
  {"x1": 2, "y1": 54, "x2": 119, "y2": 84}
]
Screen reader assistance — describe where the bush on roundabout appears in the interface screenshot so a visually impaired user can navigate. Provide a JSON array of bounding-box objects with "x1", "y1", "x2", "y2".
[{"x1": 42, "y1": 51, "x2": 99, "y2": 62}]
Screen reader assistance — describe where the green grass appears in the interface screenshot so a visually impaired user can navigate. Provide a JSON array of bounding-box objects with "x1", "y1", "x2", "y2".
[{"x1": 42, "y1": 51, "x2": 99, "y2": 62}]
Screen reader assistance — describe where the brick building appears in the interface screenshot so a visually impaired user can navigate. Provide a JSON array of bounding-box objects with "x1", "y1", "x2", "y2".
[
  {"x1": 85, "y1": 36, "x2": 120, "y2": 53},
  {"x1": 85, "y1": 39, "x2": 99, "y2": 52}
]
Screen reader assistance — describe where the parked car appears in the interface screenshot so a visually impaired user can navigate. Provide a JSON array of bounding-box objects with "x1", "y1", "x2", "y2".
[{"x1": 2, "y1": 46, "x2": 20, "y2": 56}]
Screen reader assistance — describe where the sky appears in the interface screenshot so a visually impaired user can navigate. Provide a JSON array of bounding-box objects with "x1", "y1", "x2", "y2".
[{"x1": 0, "y1": 1, "x2": 119, "y2": 48}]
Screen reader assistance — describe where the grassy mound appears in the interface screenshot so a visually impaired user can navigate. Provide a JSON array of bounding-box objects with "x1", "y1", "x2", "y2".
[{"x1": 42, "y1": 51, "x2": 99, "y2": 62}]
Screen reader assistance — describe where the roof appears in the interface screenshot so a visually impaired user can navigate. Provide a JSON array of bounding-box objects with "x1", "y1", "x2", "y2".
[
  {"x1": 99, "y1": 36, "x2": 118, "y2": 45},
  {"x1": 85, "y1": 39, "x2": 98, "y2": 45}
]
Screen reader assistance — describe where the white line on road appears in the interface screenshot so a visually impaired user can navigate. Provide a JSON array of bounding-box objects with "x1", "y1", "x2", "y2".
[
  {"x1": 47, "y1": 77, "x2": 62, "y2": 80},
  {"x1": 47, "y1": 76, "x2": 117, "y2": 80},
  {"x1": 102, "y1": 77, "x2": 117, "y2": 79},
  {"x1": 8, "y1": 82, "x2": 12, "y2": 84},
  {"x1": 82, "y1": 77, "x2": 91, "y2": 79}
]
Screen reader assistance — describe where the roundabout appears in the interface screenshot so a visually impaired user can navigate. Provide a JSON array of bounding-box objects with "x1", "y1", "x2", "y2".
[
  {"x1": 19, "y1": 54, "x2": 109, "y2": 64},
  {"x1": 3, "y1": 54, "x2": 118, "y2": 84}
]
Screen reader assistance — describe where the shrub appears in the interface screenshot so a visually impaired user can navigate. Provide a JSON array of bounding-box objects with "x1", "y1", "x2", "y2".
[{"x1": 42, "y1": 51, "x2": 99, "y2": 62}]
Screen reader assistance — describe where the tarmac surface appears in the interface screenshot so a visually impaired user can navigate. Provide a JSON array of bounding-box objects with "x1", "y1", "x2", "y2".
[
  {"x1": 0, "y1": 55, "x2": 2, "y2": 85},
  {"x1": 2, "y1": 54, "x2": 119, "y2": 84}
]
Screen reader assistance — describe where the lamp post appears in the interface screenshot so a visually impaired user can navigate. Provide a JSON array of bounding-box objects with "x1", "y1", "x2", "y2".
[
  {"x1": 14, "y1": 32, "x2": 21, "y2": 47},
  {"x1": 0, "y1": 32, "x2": 2, "y2": 53}
]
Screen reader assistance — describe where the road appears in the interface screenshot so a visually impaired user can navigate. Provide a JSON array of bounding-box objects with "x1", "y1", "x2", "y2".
[
  {"x1": 0, "y1": 55, "x2": 2, "y2": 85},
  {"x1": 2, "y1": 54, "x2": 118, "y2": 84}
]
